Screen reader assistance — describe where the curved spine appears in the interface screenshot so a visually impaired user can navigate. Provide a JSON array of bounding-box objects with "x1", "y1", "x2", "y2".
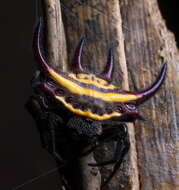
[
  {"x1": 100, "y1": 48, "x2": 114, "y2": 82},
  {"x1": 72, "y1": 37, "x2": 85, "y2": 73},
  {"x1": 134, "y1": 63, "x2": 167, "y2": 104},
  {"x1": 33, "y1": 19, "x2": 51, "y2": 72}
]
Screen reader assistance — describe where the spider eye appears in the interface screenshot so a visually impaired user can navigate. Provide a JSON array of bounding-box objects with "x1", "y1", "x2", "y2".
[{"x1": 126, "y1": 104, "x2": 136, "y2": 110}]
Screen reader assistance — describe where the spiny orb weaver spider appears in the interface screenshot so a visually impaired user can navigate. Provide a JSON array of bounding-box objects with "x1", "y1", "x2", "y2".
[{"x1": 26, "y1": 19, "x2": 167, "y2": 188}]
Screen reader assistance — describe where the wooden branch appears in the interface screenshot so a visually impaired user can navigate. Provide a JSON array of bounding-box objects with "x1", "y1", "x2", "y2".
[
  {"x1": 40, "y1": 1, "x2": 66, "y2": 188},
  {"x1": 42, "y1": 0, "x2": 67, "y2": 69},
  {"x1": 61, "y1": 0, "x2": 139, "y2": 189},
  {"x1": 121, "y1": 0, "x2": 179, "y2": 189},
  {"x1": 41, "y1": 0, "x2": 101, "y2": 189},
  {"x1": 79, "y1": 152, "x2": 101, "y2": 190}
]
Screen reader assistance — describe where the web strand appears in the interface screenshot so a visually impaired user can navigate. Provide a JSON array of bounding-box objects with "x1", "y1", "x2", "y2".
[{"x1": 12, "y1": 167, "x2": 59, "y2": 190}]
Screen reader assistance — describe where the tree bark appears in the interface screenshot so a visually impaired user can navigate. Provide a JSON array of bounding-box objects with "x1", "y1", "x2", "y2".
[
  {"x1": 41, "y1": 0, "x2": 67, "y2": 69},
  {"x1": 40, "y1": 0, "x2": 178, "y2": 189},
  {"x1": 120, "y1": 0, "x2": 179, "y2": 189},
  {"x1": 39, "y1": 1, "x2": 66, "y2": 188},
  {"x1": 60, "y1": 0, "x2": 139, "y2": 189},
  {"x1": 41, "y1": 0, "x2": 101, "y2": 189}
]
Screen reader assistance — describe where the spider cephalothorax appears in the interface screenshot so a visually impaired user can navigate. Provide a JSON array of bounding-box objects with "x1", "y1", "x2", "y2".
[
  {"x1": 26, "y1": 19, "x2": 167, "y2": 188},
  {"x1": 33, "y1": 20, "x2": 167, "y2": 122}
]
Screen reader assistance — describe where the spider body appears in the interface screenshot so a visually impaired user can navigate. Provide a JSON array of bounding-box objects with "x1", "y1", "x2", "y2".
[{"x1": 26, "y1": 19, "x2": 167, "y2": 187}]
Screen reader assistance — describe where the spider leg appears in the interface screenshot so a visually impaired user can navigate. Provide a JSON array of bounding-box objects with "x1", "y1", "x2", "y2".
[
  {"x1": 47, "y1": 113, "x2": 66, "y2": 165},
  {"x1": 81, "y1": 122, "x2": 126, "y2": 157},
  {"x1": 26, "y1": 95, "x2": 49, "y2": 147},
  {"x1": 101, "y1": 134, "x2": 130, "y2": 187},
  {"x1": 26, "y1": 95, "x2": 65, "y2": 165},
  {"x1": 80, "y1": 144, "x2": 98, "y2": 157},
  {"x1": 81, "y1": 128, "x2": 120, "y2": 157},
  {"x1": 88, "y1": 124, "x2": 130, "y2": 186},
  {"x1": 88, "y1": 123, "x2": 128, "y2": 165},
  {"x1": 89, "y1": 130, "x2": 129, "y2": 166}
]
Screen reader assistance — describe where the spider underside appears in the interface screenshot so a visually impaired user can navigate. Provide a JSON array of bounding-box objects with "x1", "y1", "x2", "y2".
[{"x1": 26, "y1": 72, "x2": 130, "y2": 188}]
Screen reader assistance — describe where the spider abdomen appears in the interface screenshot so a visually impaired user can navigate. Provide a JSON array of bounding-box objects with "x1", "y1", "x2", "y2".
[{"x1": 34, "y1": 19, "x2": 167, "y2": 121}]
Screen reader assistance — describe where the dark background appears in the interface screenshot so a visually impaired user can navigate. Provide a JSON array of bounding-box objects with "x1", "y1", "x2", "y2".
[
  {"x1": 0, "y1": 0, "x2": 178, "y2": 190},
  {"x1": 0, "y1": 1, "x2": 60, "y2": 190}
]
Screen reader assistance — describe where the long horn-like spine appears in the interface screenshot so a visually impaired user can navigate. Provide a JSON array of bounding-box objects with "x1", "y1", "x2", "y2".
[
  {"x1": 135, "y1": 63, "x2": 167, "y2": 104},
  {"x1": 33, "y1": 19, "x2": 51, "y2": 72},
  {"x1": 72, "y1": 37, "x2": 85, "y2": 73},
  {"x1": 100, "y1": 48, "x2": 114, "y2": 82}
]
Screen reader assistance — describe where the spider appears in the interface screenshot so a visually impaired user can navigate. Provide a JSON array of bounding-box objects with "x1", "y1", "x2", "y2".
[{"x1": 26, "y1": 19, "x2": 167, "y2": 188}]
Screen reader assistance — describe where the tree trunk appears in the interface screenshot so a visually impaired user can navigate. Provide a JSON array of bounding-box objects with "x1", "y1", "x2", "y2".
[
  {"x1": 60, "y1": 1, "x2": 139, "y2": 188},
  {"x1": 120, "y1": 0, "x2": 179, "y2": 189},
  {"x1": 40, "y1": 0, "x2": 178, "y2": 189}
]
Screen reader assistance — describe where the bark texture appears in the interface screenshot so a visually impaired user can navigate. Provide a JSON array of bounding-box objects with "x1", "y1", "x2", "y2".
[
  {"x1": 42, "y1": 0, "x2": 67, "y2": 69},
  {"x1": 60, "y1": 0, "x2": 139, "y2": 189},
  {"x1": 121, "y1": 0, "x2": 179, "y2": 189},
  {"x1": 41, "y1": 0, "x2": 101, "y2": 189}
]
